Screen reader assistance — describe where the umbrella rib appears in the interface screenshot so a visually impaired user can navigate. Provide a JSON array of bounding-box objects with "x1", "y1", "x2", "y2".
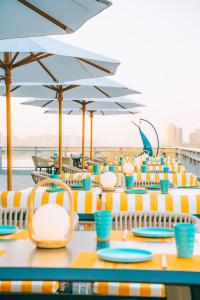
[
  {"x1": 114, "y1": 102, "x2": 126, "y2": 109},
  {"x1": 0, "y1": 59, "x2": 5, "y2": 69},
  {"x1": 42, "y1": 100, "x2": 54, "y2": 108},
  {"x1": 4, "y1": 85, "x2": 21, "y2": 96},
  {"x1": 43, "y1": 85, "x2": 59, "y2": 92},
  {"x1": 10, "y1": 52, "x2": 20, "y2": 65},
  {"x1": 17, "y1": 0, "x2": 72, "y2": 33},
  {"x1": 94, "y1": 86, "x2": 111, "y2": 97},
  {"x1": 75, "y1": 57, "x2": 111, "y2": 74},
  {"x1": 12, "y1": 52, "x2": 43, "y2": 68},
  {"x1": 35, "y1": 58, "x2": 58, "y2": 82},
  {"x1": 62, "y1": 85, "x2": 79, "y2": 92},
  {"x1": 67, "y1": 110, "x2": 73, "y2": 115}
]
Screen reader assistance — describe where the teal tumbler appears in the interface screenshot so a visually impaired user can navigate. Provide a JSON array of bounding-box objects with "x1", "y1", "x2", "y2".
[
  {"x1": 125, "y1": 175, "x2": 134, "y2": 189},
  {"x1": 83, "y1": 178, "x2": 91, "y2": 191},
  {"x1": 160, "y1": 179, "x2": 169, "y2": 194},
  {"x1": 94, "y1": 210, "x2": 112, "y2": 240},
  {"x1": 175, "y1": 223, "x2": 195, "y2": 258},
  {"x1": 93, "y1": 164, "x2": 99, "y2": 174}
]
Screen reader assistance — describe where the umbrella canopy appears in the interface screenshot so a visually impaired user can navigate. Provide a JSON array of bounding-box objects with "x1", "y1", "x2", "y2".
[
  {"x1": 0, "y1": 36, "x2": 119, "y2": 190},
  {"x1": 45, "y1": 108, "x2": 141, "y2": 163},
  {"x1": 0, "y1": 0, "x2": 112, "y2": 39},
  {"x1": 22, "y1": 97, "x2": 143, "y2": 168}
]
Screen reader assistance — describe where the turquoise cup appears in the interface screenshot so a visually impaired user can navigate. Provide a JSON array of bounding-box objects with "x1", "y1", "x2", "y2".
[
  {"x1": 142, "y1": 165, "x2": 147, "y2": 173},
  {"x1": 50, "y1": 174, "x2": 60, "y2": 187},
  {"x1": 82, "y1": 178, "x2": 91, "y2": 191},
  {"x1": 125, "y1": 175, "x2": 134, "y2": 189},
  {"x1": 160, "y1": 157, "x2": 165, "y2": 165},
  {"x1": 175, "y1": 223, "x2": 195, "y2": 258},
  {"x1": 163, "y1": 167, "x2": 169, "y2": 173},
  {"x1": 160, "y1": 179, "x2": 169, "y2": 194},
  {"x1": 94, "y1": 210, "x2": 112, "y2": 240},
  {"x1": 104, "y1": 162, "x2": 108, "y2": 166},
  {"x1": 146, "y1": 157, "x2": 150, "y2": 161},
  {"x1": 93, "y1": 164, "x2": 99, "y2": 174},
  {"x1": 109, "y1": 165, "x2": 115, "y2": 173},
  {"x1": 143, "y1": 160, "x2": 147, "y2": 166}
]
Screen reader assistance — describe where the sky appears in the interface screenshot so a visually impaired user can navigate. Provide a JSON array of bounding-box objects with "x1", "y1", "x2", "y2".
[{"x1": 0, "y1": 0, "x2": 200, "y2": 147}]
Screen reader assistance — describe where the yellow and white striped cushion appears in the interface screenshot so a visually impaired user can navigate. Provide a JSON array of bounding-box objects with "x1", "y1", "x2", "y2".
[
  {"x1": 0, "y1": 191, "x2": 100, "y2": 214},
  {"x1": 93, "y1": 282, "x2": 165, "y2": 297},
  {"x1": 133, "y1": 173, "x2": 198, "y2": 187},
  {"x1": 0, "y1": 281, "x2": 59, "y2": 293},
  {"x1": 146, "y1": 165, "x2": 185, "y2": 173},
  {"x1": 61, "y1": 173, "x2": 100, "y2": 181}
]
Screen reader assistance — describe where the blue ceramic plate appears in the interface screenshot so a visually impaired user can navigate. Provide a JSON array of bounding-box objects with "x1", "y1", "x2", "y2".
[
  {"x1": 132, "y1": 227, "x2": 174, "y2": 238},
  {"x1": 46, "y1": 188, "x2": 65, "y2": 193},
  {"x1": 146, "y1": 185, "x2": 161, "y2": 190},
  {"x1": 0, "y1": 225, "x2": 17, "y2": 235},
  {"x1": 97, "y1": 248, "x2": 153, "y2": 263},
  {"x1": 125, "y1": 189, "x2": 147, "y2": 194}
]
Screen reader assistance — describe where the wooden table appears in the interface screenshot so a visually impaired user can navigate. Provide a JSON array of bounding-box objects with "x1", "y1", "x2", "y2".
[{"x1": 0, "y1": 231, "x2": 200, "y2": 299}]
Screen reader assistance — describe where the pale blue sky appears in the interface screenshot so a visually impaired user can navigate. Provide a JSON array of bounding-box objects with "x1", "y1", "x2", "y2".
[{"x1": 0, "y1": 0, "x2": 200, "y2": 147}]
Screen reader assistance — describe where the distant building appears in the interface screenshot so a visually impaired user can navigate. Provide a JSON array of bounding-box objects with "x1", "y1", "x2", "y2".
[
  {"x1": 167, "y1": 123, "x2": 177, "y2": 146},
  {"x1": 166, "y1": 124, "x2": 183, "y2": 147},
  {"x1": 176, "y1": 127, "x2": 183, "y2": 146},
  {"x1": 189, "y1": 129, "x2": 200, "y2": 147}
]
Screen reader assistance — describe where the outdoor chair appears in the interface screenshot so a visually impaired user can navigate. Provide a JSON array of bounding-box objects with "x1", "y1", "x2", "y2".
[
  {"x1": 62, "y1": 164, "x2": 82, "y2": 174},
  {"x1": 73, "y1": 211, "x2": 200, "y2": 299},
  {"x1": 32, "y1": 156, "x2": 54, "y2": 172},
  {"x1": 31, "y1": 171, "x2": 51, "y2": 185}
]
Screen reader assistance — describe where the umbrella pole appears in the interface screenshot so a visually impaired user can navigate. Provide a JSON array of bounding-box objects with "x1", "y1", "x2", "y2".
[
  {"x1": 58, "y1": 92, "x2": 63, "y2": 174},
  {"x1": 82, "y1": 103, "x2": 86, "y2": 170},
  {"x1": 5, "y1": 52, "x2": 12, "y2": 190},
  {"x1": 90, "y1": 111, "x2": 94, "y2": 160}
]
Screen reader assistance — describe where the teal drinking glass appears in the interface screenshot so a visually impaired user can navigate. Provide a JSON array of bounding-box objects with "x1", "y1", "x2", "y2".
[
  {"x1": 125, "y1": 175, "x2": 134, "y2": 189},
  {"x1": 142, "y1": 165, "x2": 147, "y2": 173},
  {"x1": 104, "y1": 162, "x2": 108, "y2": 166},
  {"x1": 94, "y1": 210, "x2": 112, "y2": 240},
  {"x1": 82, "y1": 178, "x2": 91, "y2": 191},
  {"x1": 175, "y1": 223, "x2": 195, "y2": 258},
  {"x1": 160, "y1": 157, "x2": 165, "y2": 165},
  {"x1": 160, "y1": 179, "x2": 169, "y2": 194},
  {"x1": 163, "y1": 167, "x2": 169, "y2": 173},
  {"x1": 93, "y1": 164, "x2": 99, "y2": 174},
  {"x1": 142, "y1": 160, "x2": 147, "y2": 166},
  {"x1": 109, "y1": 165, "x2": 115, "y2": 172},
  {"x1": 50, "y1": 174, "x2": 60, "y2": 187}
]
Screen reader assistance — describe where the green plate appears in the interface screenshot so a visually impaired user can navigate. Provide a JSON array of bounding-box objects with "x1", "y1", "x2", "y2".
[
  {"x1": 132, "y1": 227, "x2": 174, "y2": 238},
  {"x1": 46, "y1": 188, "x2": 65, "y2": 193},
  {"x1": 125, "y1": 189, "x2": 147, "y2": 194},
  {"x1": 97, "y1": 248, "x2": 153, "y2": 263},
  {"x1": 71, "y1": 184, "x2": 84, "y2": 189},
  {"x1": 146, "y1": 185, "x2": 161, "y2": 190}
]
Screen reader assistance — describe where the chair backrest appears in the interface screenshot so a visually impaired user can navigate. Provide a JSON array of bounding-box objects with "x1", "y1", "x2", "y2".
[
  {"x1": 0, "y1": 208, "x2": 29, "y2": 229},
  {"x1": 62, "y1": 165, "x2": 82, "y2": 174},
  {"x1": 112, "y1": 211, "x2": 200, "y2": 232},
  {"x1": 31, "y1": 171, "x2": 51, "y2": 185}
]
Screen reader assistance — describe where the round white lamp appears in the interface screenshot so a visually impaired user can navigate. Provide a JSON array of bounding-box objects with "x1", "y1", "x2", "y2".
[
  {"x1": 100, "y1": 171, "x2": 117, "y2": 191},
  {"x1": 123, "y1": 162, "x2": 134, "y2": 175},
  {"x1": 28, "y1": 179, "x2": 73, "y2": 249},
  {"x1": 32, "y1": 204, "x2": 70, "y2": 241}
]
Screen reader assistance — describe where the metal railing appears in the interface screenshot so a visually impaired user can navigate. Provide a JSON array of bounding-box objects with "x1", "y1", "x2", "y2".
[{"x1": 0, "y1": 146, "x2": 199, "y2": 177}]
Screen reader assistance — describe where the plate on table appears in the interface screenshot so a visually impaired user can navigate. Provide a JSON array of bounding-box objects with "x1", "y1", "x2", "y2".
[
  {"x1": 146, "y1": 185, "x2": 161, "y2": 190},
  {"x1": 71, "y1": 184, "x2": 84, "y2": 189},
  {"x1": 46, "y1": 188, "x2": 65, "y2": 193},
  {"x1": 97, "y1": 248, "x2": 153, "y2": 263},
  {"x1": 132, "y1": 227, "x2": 174, "y2": 238},
  {"x1": 0, "y1": 225, "x2": 17, "y2": 235},
  {"x1": 125, "y1": 189, "x2": 147, "y2": 194}
]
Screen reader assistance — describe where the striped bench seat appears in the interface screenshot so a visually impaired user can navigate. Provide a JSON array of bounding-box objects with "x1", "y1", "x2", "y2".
[
  {"x1": 0, "y1": 281, "x2": 59, "y2": 294},
  {"x1": 93, "y1": 282, "x2": 165, "y2": 298}
]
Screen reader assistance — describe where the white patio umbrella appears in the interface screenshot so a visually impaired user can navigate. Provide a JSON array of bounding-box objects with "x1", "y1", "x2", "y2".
[
  {"x1": 0, "y1": 36, "x2": 119, "y2": 190},
  {"x1": 0, "y1": 0, "x2": 112, "y2": 39},
  {"x1": 22, "y1": 97, "x2": 143, "y2": 169},
  {"x1": 45, "y1": 108, "x2": 141, "y2": 164}
]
